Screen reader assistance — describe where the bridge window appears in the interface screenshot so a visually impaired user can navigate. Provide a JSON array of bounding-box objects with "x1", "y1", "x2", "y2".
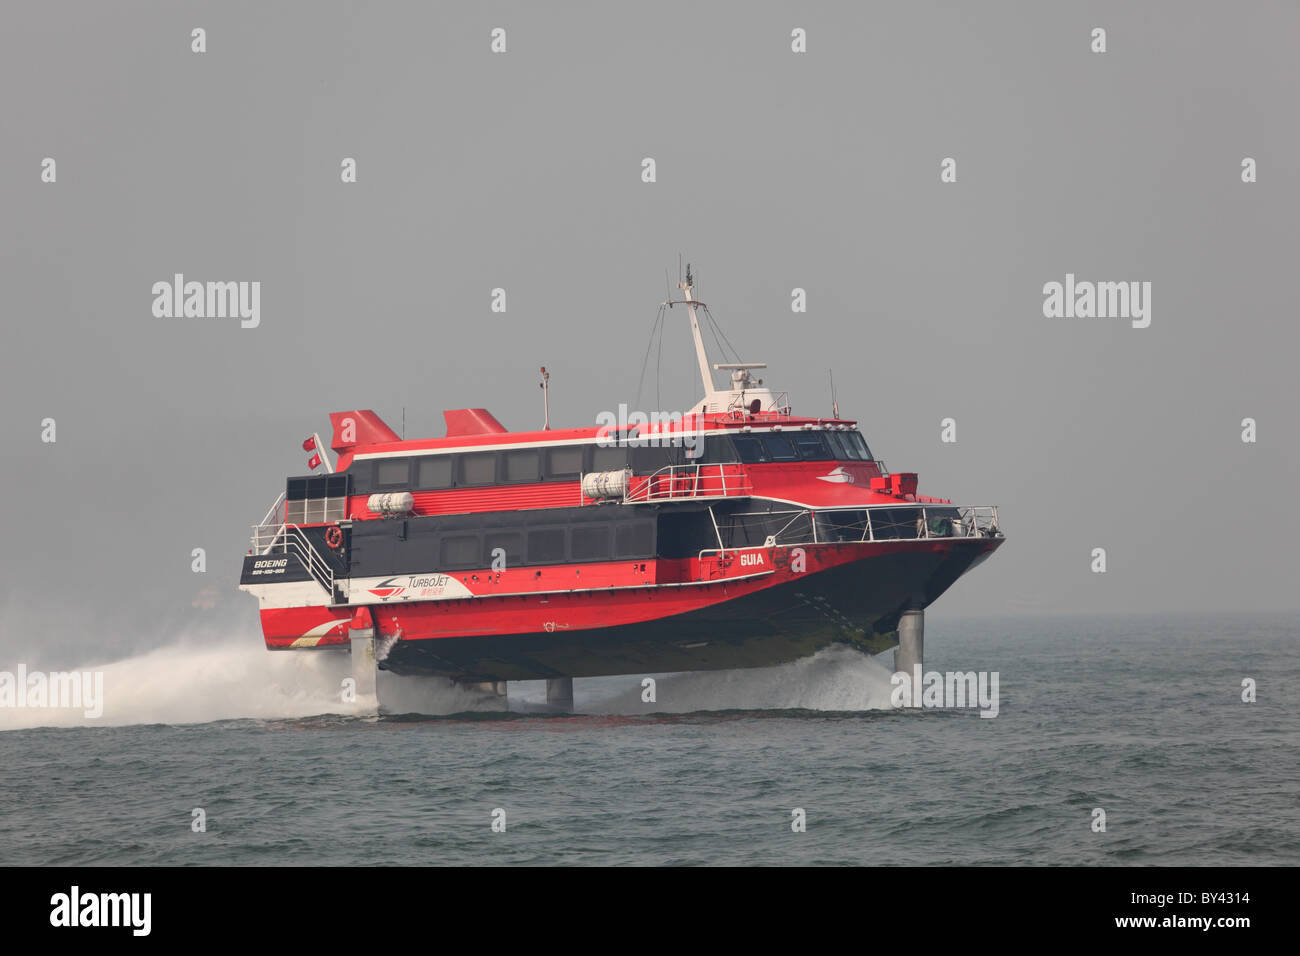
[
  {"x1": 762, "y1": 435, "x2": 799, "y2": 462},
  {"x1": 792, "y1": 432, "x2": 833, "y2": 460},
  {"x1": 847, "y1": 432, "x2": 873, "y2": 460},
  {"x1": 731, "y1": 435, "x2": 769, "y2": 462},
  {"x1": 286, "y1": 474, "x2": 349, "y2": 524}
]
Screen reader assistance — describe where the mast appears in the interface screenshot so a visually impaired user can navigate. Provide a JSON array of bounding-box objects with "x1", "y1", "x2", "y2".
[
  {"x1": 679, "y1": 264, "x2": 716, "y2": 403},
  {"x1": 665, "y1": 261, "x2": 773, "y2": 416},
  {"x1": 539, "y1": 366, "x2": 551, "y2": 430}
]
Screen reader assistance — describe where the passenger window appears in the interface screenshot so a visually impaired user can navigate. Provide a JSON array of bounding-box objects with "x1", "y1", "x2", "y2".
[
  {"x1": 502, "y1": 449, "x2": 540, "y2": 483},
  {"x1": 544, "y1": 445, "x2": 584, "y2": 479},
  {"x1": 615, "y1": 522, "x2": 654, "y2": 557},
  {"x1": 415, "y1": 456, "x2": 453, "y2": 489},
  {"x1": 570, "y1": 526, "x2": 611, "y2": 561},
  {"x1": 590, "y1": 445, "x2": 628, "y2": 472},
  {"x1": 527, "y1": 528, "x2": 567, "y2": 563},
  {"x1": 483, "y1": 531, "x2": 523, "y2": 568},
  {"x1": 440, "y1": 534, "x2": 480, "y2": 568},
  {"x1": 376, "y1": 458, "x2": 411, "y2": 487},
  {"x1": 457, "y1": 453, "x2": 497, "y2": 486}
]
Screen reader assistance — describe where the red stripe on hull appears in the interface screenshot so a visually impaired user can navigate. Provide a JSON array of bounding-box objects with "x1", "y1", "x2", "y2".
[{"x1": 256, "y1": 538, "x2": 999, "y2": 650}]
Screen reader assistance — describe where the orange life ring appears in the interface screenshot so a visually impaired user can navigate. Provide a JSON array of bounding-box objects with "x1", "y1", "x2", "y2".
[{"x1": 325, "y1": 526, "x2": 343, "y2": 549}]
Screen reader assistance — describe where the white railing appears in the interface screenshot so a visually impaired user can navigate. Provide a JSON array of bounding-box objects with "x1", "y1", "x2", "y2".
[
  {"x1": 248, "y1": 522, "x2": 338, "y2": 598},
  {"x1": 621, "y1": 462, "x2": 753, "y2": 504},
  {"x1": 697, "y1": 504, "x2": 1001, "y2": 557},
  {"x1": 252, "y1": 492, "x2": 286, "y2": 552},
  {"x1": 723, "y1": 392, "x2": 793, "y2": 418}
]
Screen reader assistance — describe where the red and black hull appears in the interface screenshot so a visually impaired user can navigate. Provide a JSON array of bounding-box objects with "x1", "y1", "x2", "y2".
[{"x1": 252, "y1": 536, "x2": 1002, "y2": 681}]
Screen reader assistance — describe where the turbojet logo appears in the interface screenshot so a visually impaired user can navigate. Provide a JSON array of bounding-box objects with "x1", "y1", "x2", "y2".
[
  {"x1": 50, "y1": 886, "x2": 150, "y2": 936},
  {"x1": 0, "y1": 666, "x2": 103, "y2": 718},
  {"x1": 891, "y1": 665, "x2": 999, "y2": 718},
  {"x1": 817, "y1": 466, "x2": 854, "y2": 484},
  {"x1": 595, "y1": 404, "x2": 702, "y2": 457},
  {"x1": 151, "y1": 273, "x2": 260, "y2": 328},
  {"x1": 1042, "y1": 273, "x2": 1151, "y2": 328}
]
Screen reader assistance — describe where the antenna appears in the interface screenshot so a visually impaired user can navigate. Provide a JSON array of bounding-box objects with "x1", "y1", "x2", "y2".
[
  {"x1": 539, "y1": 366, "x2": 551, "y2": 430},
  {"x1": 402, "y1": 406, "x2": 406, "y2": 439},
  {"x1": 677, "y1": 262, "x2": 716, "y2": 402},
  {"x1": 829, "y1": 369, "x2": 839, "y2": 418}
]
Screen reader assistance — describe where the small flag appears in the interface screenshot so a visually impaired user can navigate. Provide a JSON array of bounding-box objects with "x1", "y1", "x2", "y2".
[
  {"x1": 307, "y1": 453, "x2": 322, "y2": 470},
  {"x1": 302, "y1": 436, "x2": 316, "y2": 451}
]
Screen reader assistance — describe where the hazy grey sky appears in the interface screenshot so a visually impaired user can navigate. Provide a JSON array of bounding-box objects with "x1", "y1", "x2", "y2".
[{"x1": 3, "y1": 1, "x2": 1297, "y2": 666}]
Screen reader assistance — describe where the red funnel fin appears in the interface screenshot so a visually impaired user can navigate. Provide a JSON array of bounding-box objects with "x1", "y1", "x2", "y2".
[
  {"x1": 328, "y1": 410, "x2": 401, "y2": 452},
  {"x1": 443, "y1": 408, "x2": 508, "y2": 437}
]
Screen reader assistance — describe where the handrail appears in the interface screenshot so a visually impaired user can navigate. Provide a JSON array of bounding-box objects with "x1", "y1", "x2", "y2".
[
  {"x1": 253, "y1": 492, "x2": 287, "y2": 553},
  {"x1": 622, "y1": 462, "x2": 752, "y2": 504},
  {"x1": 695, "y1": 504, "x2": 1002, "y2": 555},
  {"x1": 249, "y1": 522, "x2": 337, "y2": 598}
]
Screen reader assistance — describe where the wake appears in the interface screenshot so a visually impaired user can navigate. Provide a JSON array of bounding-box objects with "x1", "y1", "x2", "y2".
[{"x1": 0, "y1": 635, "x2": 896, "y2": 731}]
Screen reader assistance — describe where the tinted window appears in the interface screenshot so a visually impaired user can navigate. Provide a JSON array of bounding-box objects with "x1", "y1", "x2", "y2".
[
  {"x1": 344, "y1": 462, "x2": 373, "y2": 492},
  {"x1": 630, "y1": 443, "x2": 683, "y2": 474},
  {"x1": 824, "y1": 431, "x2": 853, "y2": 460},
  {"x1": 699, "y1": 435, "x2": 734, "y2": 463},
  {"x1": 590, "y1": 445, "x2": 628, "y2": 472},
  {"x1": 440, "y1": 534, "x2": 480, "y2": 568},
  {"x1": 544, "y1": 445, "x2": 584, "y2": 479},
  {"x1": 415, "y1": 456, "x2": 453, "y2": 489},
  {"x1": 816, "y1": 510, "x2": 869, "y2": 542},
  {"x1": 847, "y1": 432, "x2": 873, "y2": 460},
  {"x1": 570, "y1": 526, "x2": 611, "y2": 561},
  {"x1": 656, "y1": 511, "x2": 719, "y2": 558},
  {"x1": 457, "y1": 453, "x2": 496, "y2": 486},
  {"x1": 483, "y1": 531, "x2": 523, "y2": 568},
  {"x1": 502, "y1": 449, "x2": 540, "y2": 483},
  {"x1": 731, "y1": 435, "x2": 769, "y2": 463},
  {"x1": 762, "y1": 435, "x2": 799, "y2": 461},
  {"x1": 615, "y1": 522, "x2": 655, "y2": 557},
  {"x1": 839, "y1": 432, "x2": 867, "y2": 461},
  {"x1": 527, "y1": 528, "x2": 567, "y2": 563},
  {"x1": 792, "y1": 432, "x2": 832, "y2": 460},
  {"x1": 869, "y1": 507, "x2": 921, "y2": 540},
  {"x1": 376, "y1": 458, "x2": 410, "y2": 487}
]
